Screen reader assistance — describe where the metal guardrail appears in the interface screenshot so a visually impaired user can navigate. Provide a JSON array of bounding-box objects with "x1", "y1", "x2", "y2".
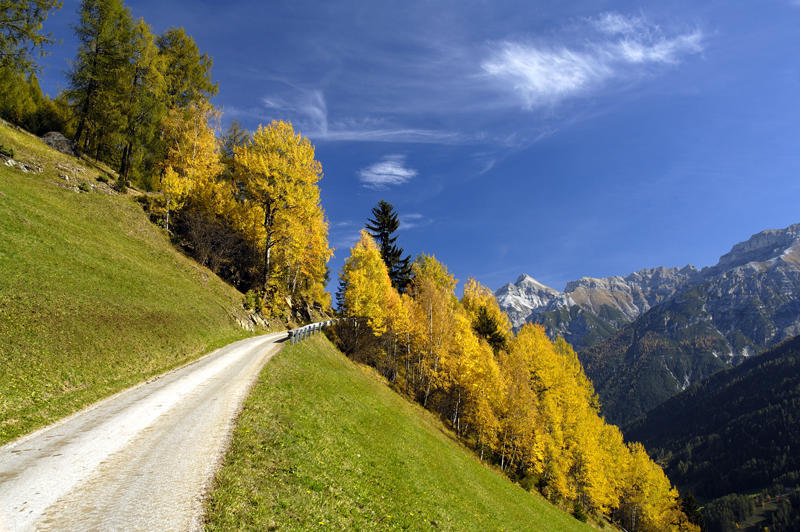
[{"x1": 288, "y1": 319, "x2": 337, "y2": 344}]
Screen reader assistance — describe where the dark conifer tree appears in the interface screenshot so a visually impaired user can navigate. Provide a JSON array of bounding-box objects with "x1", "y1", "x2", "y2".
[
  {"x1": 473, "y1": 306, "x2": 507, "y2": 352},
  {"x1": 680, "y1": 492, "x2": 704, "y2": 528},
  {"x1": 365, "y1": 200, "x2": 412, "y2": 292},
  {"x1": 335, "y1": 277, "x2": 347, "y2": 312}
]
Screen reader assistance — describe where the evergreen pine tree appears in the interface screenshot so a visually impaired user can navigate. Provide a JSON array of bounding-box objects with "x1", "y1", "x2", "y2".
[
  {"x1": 681, "y1": 492, "x2": 704, "y2": 528},
  {"x1": 335, "y1": 277, "x2": 347, "y2": 312},
  {"x1": 365, "y1": 200, "x2": 412, "y2": 292},
  {"x1": 118, "y1": 18, "x2": 165, "y2": 187}
]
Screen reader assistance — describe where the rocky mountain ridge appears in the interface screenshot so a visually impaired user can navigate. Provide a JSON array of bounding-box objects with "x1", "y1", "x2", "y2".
[
  {"x1": 496, "y1": 265, "x2": 700, "y2": 350},
  {"x1": 497, "y1": 222, "x2": 800, "y2": 425}
]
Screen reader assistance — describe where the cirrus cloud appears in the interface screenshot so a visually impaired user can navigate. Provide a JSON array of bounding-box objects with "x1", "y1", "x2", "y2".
[{"x1": 482, "y1": 12, "x2": 704, "y2": 109}]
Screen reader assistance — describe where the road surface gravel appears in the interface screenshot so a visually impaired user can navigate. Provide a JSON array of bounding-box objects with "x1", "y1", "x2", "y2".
[{"x1": 0, "y1": 332, "x2": 284, "y2": 531}]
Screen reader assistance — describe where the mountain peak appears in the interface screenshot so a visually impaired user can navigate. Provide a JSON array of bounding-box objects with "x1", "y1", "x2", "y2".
[
  {"x1": 515, "y1": 273, "x2": 536, "y2": 284},
  {"x1": 515, "y1": 273, "x2": 558, "y2": 292},
  {"x1": 712, "y1": 222, "x2": 800, "y2": 273}
]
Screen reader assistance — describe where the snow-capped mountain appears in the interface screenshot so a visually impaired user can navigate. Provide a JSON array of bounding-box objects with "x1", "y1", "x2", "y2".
[
  {"x1": 494, "y1": 274, "x2": 572, "y2": 327},
  {"x1": 496, "y1": 266, "x2": 698, "y2": 349},
  {"x1": 498, "y1": 223, "x2": 800, "y2": 426}
]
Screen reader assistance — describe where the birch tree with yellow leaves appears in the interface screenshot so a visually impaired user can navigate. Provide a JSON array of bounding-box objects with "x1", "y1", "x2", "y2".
[
  {"x1": 461, "y1": 278, "x2": 512, "y2": 352},
  {"x1": 159, "y1": 101, "x2": 223, "y2": 231},
  {"x1": 336, "y1": 230, "x2": 400, "y2": 365},
  {"x1": 445, "y1": 309, "x2": 502, "y2": 455},
  {"x1": 233, "y1": 120, "x2": 331, "y2": 310},
  {"x1": 406, "y1": 254, "x2": 458, "y2": 407},
  {"x1": 339, "y1": 230, "x2": 394, "y2": 334}
]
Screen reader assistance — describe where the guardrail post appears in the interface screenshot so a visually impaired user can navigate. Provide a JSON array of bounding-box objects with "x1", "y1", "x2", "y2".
[{"x1": 288, "y1": 319, "x2": 339, "y2": 345}]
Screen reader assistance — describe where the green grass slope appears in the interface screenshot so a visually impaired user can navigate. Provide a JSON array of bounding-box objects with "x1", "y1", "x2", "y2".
[
  {"x1": 205, "y1": 335, "x2": 593, "y2": 531},
  {"x1": 0, "y1": 123, "x2": 255, "y2": 444}
]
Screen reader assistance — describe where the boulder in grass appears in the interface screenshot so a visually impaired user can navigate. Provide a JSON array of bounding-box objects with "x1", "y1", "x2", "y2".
[{"x1": 41, "y1": 132, "x2": 77, "y2": 157}]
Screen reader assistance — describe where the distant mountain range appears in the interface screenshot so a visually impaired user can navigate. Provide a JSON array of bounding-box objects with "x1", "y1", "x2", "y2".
[
  {"x1": 496, "y1": 266, "x2": 698, "y2": 350},
  {"x1": 496, "y1": 223, "x2": 800, "y2": 426}
]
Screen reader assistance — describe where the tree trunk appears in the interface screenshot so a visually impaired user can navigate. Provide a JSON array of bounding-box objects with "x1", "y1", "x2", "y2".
[
  {"x1": 74, "y1": 36, "x2": 103, "y2": 154},
  {"x1": 291, "y1": 264, "x2": 299, "y2": 294},
  {"x1": 263, "y1": 200, "x2": 273, "y2": 291},
  {"x1": 423, "y1": 302, "x2": 434, "y2": 407},
  {"x1": 119, "y1": 142, "x2": 133, "y2": 185},
  {"x1": 94, "y1": 127, "x2": 103, "y2": 161},
  {"x1": 452, "y1": 390, "x2": 460, "y2": 427}
]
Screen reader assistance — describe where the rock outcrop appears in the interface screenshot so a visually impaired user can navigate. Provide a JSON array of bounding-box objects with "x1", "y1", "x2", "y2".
[{"x1": 41, "y1": 132, "x2": 76, "y2": 157}]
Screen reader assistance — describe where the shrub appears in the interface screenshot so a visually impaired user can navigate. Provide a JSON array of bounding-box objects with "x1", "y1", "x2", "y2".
[
  {"x1": 244, "y1": 289, "x2": 264, "y2": 313},
  {"x1": 572, "y1": 502, "x2": 588, "y2": 522},
  {"x1": 77, "y1": 182, "x2": 91, "y2": 193},
  {"x1": 113, "y1": 177, "x2": 127, "y2": 193},
  {"x1": 0, "y1": 144, "x2": 13, "y2": 159},
  {"x1": 96, "y1": 174, "x2": 109, "y2": 183}
]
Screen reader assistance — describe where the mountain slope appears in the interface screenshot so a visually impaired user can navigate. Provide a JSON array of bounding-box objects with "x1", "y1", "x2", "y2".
[
  {"x1": 625, "y1": 335, "x2": 800, "y2": 500},
  {"x1": 582, "y1": 224, "x2": 800, "y2": 425},
  {"x1": 205, "y1": 335, "x2": 594, "y2": 531},
  {"x1": 498, "y1": 223, "x2": 800, "y2": 426},
  {"x1": 0, "y1": 122, "x2": 257, "y2": 444}
]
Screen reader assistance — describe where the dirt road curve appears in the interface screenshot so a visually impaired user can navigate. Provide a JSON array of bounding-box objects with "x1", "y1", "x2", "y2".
[{"x1": 0, "y1": 333, "x2": 284, "y2": 531}]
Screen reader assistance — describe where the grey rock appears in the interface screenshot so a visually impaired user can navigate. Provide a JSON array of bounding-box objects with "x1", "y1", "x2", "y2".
[{"x1": 41, "y1": 131, "x2": 76, "y2": 157}]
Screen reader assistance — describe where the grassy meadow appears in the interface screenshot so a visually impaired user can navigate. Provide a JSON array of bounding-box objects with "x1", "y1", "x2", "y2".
[{"x1": 204, "y1": 335, "x2": 594, "y2": 531}]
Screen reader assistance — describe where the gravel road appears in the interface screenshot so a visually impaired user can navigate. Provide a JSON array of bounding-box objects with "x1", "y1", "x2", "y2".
[{"x1": 0, "y1": 332, "x2": 285, "y2": 531}]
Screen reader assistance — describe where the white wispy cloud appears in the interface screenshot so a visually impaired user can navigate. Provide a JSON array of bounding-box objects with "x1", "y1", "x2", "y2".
[
  {"x1": 262, "y1": 89, "x2": 328, "y2": 135},
  {"x1": 399, "y1": 213, "x2": 433, "y2": 231},
  {"x1": 593, "y1": 12, "x2": 644, "y2": 36},
  {"x1": 331, "y1": 220, "x2": 355, "y2": 229},
  {"x1": 358, "y1": 155, "x2": 418, "y2": 188},
  {"x1": 319, "y1": 128, "x2": 466, "y2": 144},
  {"x1": 482, "y1": 12, "x2": 704, "y2": 108},
  {"x1": 482, "y1": 44, "x2": 612, "y2": 107},
  {"x1": 332, "y1": 231, "x2": 362, "y2": 252},
  {"x1": 253, "y1": 88, "x2": 469, "y2": 144}
]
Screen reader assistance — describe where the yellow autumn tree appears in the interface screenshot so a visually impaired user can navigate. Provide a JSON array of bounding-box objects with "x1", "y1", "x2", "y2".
[
  {"x1": 391, "y1": 292, "x2": 417, "y2": 394},
  {"x1": 329, "y1": 249, "x2": 696, "y2": 530},
  {"x1": 407, "y1": 254, "x2": 458, "y2": 407},
  {"x1": 381, "y1": 288, "x2": 412, "y2": 384},
  {"x1": 444, "y1": 309, "x2": 502, "y2": 456},
  {"x1": 496, "y1": 343, "x2": 545, "y2": 475},
  {"x1": 233, "y1": 120, "x2": 331, "y2": 311},
  {"x1": 461, "y1": 278, "x2": 512, "y2": 352},
  {"x1": 616, "y1": 442, "x2": 699, "y2": 532},
  {"x1": 339, "y1": 230, "x2": 395, "y2": 336},
  {"x1": 160, "y1": 101, "x2": 225, "y2": 230}
]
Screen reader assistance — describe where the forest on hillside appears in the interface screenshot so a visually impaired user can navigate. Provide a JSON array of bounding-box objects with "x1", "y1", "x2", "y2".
[
  {"x1": 0, "y1": 0, "x2": 331, "y2": 318},
  {"x1": 626, "y1": 335, "x2": 800, "y2": 531},
  {"x1": 328, "y1": 204, "x2": 699, "y2": 532}
]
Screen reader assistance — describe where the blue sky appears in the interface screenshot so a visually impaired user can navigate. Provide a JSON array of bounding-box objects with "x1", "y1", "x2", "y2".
[{"x1": 37, "y1": 0, "x2": 800, "y2": 293}]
